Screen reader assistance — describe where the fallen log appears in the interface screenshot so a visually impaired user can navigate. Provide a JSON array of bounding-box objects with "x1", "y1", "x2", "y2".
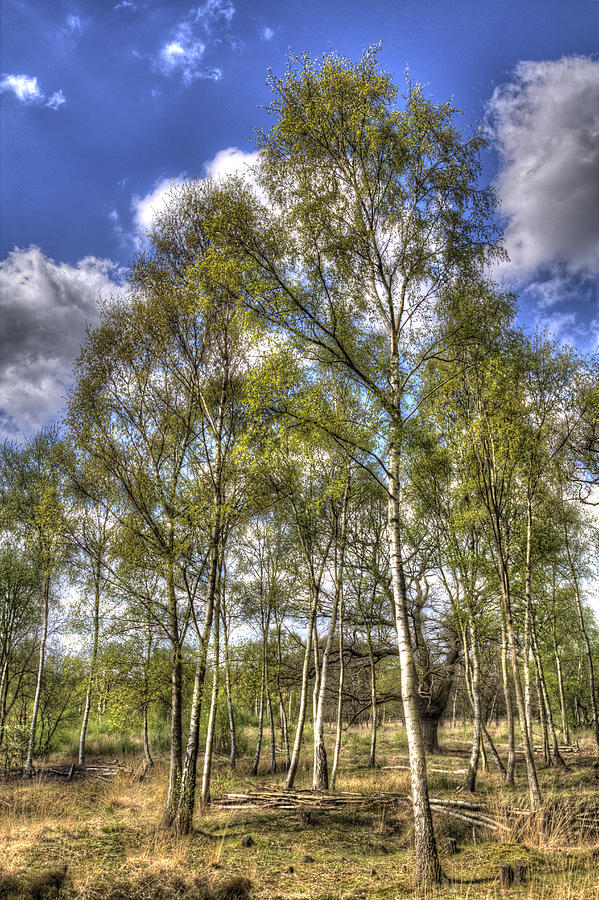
[
  {"x1": 381, "y1": 765, "x2": 467, "y2": 775},
  {"x1": 212, "y1": 789, "x2": 505, "y2": 832},
  {"x1": 23, "y1": 763, "x2": 133, "y2": 781}
]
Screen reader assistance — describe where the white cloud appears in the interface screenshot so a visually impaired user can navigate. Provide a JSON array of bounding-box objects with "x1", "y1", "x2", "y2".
[
  {"x1": 194, "y1": 0, "x2": 235, "y2": 30},
  {"x1": 489, "y1": 56, "x2": 599, "y2": 280},
  {"x1": 128, "y1": 148, "x2": 259, "y2": 249},
  {"x1": 66, "y1": 14, "x2": 82, "y2": 32},
  {"x1": 0, "y1": 248, "x2": 123, "y2": 439},
  {"x1": 157, "y1": 1, "x2": 234, "y2": 84},
  {"x1": 114, "y1": 0, "x2": 136, "y2": 8},
  {"x1": 46, "y1": 90, "x2": 66, "y2": 110},
  {"x1": 204, "y1": 146, "x2": 258, "y2": 181},
  {"x1": 0, "y1": 73, "x2": 65, "y2": 109},
  {"x1": 0, "y1": 74, "x2": 43, "y2": 103},
  {"x1": 261, "y1": 26, "x2": 274, "y2": 41},
  {"x1": 131, "y1": 176, "x2": 187, "y2": 237}
]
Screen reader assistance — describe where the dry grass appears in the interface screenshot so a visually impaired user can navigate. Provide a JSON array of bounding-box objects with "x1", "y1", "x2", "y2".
[{"x1": 0, "y1": 724, "x2": 598, "y2": 898}]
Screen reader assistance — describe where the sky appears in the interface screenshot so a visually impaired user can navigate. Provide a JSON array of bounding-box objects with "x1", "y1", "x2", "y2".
[{"x1": 1, "y1": 0, "x2": 599, "y2": 439}]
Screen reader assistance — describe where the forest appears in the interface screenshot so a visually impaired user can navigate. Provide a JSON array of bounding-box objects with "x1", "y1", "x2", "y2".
[{"x1": 2, "y1": 47, "x2": 599, "y2": 899}]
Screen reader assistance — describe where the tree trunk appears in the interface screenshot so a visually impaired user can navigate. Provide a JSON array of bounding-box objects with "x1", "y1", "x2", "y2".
[
  {"x1": 523, "y1": 509, "x2": 534, "y2": 748},
  {"x1": 25, "y1": 570, "x2": 50, "y2": 772},
  {"x1": 143, "y1": 703, "x2": 153, "y2": 766},
  {"x1": 531, "y1": 618, "x2": 568, "y2": 770},
  {"x1": 0, "y1": 657, "x2": 9, "y2": 751},
  {"x1": 313, "y1": 488, "x2": 348, "y2": 790},
  {"x1": 500, "y1": 612, "x2": 516, "y2": 786},
  {"x1": 275, "y1": 619, "x2": 290, "y2": 770},
  {"x1": 420, "y1": 714, "x2": 441, "y2": 754},
  {"x1": 312, "y1": 619, "x2": 320, "y2": 736},
  {"x1": 285, "y1": 588, "x2": 318, "y2": 790},
  {"x1": 523, "y1": 601, "x2": 534, "y2": 749},
  {"x1": 564, "y1": 523, "x2": 599, "y2": 754},
  {"x1": 388, "y1": 445, "x2": 444, "y2": 885},
  {"x1": 267, "y1": 692, "x2": 277, "y2": 775},
  {"x1": 554, "y1": 637, "x2": 570, "y2": 745},
  {"x1": 172, "y1": 525, "x2": 219, "y2": 835},
  {"x1": 142, "y1": 620, "x2": 154, "y2": 766},
  {"x1": 498, "y1": 548, "x2": 542, "y2": 808},
  {"x1": 201, "y1": 587, "x2": 221, "y2": 807},
  {"x1": 160, "y1": 558, "x2": 183, "y2": 830},
  {"x1": 535, "y1": 666, "x2": 551, "y2": 766},
  {"x1": 79, "y1": 566, "x2": 101, "y2": 766},
  {"x1": 330, "y1": 591, "x2": 345, "y2": 792},
  {"x1": 368, "y1": 634, "x2": 378, "y2": 769},
  {"x1": 251, "y1": 662, "x2": 266, "y2": 777},
  {"x1": 222, "y1": 610, "x2": 237, "y2": 770},
  {"x1": 463, "y1": 617, "x2": 481, "y2": 793}
]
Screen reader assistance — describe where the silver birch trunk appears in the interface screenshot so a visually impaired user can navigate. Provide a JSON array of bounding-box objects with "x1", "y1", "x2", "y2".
[
  {"x1": 143, "y1": 704, "x2": 153, "y2": 766},
  {"x1": 564, "y1": 525, "x2": 599, "y2": 753},
  {"x1": 554, "y1": 636, "x2": 570, "y2": 745},
  {"x1": 275, "y1": 619, "x2": 290, "y2": 770},
  {"x1": 523, "y1": 502, "x2": 535, "y2": 748},
  {"x1": 312, "y1": 618, "x2": 320, "y2": 736},
  {"x1": 172, "y1": 522, "x2": 219, "y2": 834},
  {"x1": 267, "y1": 692, "x2": 277, "y2": 775},
  {"x1": 535, "y1": 667, "x2": 551, "y2": 765},
  {"x1": 500, "y1": 611, "x2": 516, "y2": 786},
  {"x1": 531, "y1": 619, "x2": 567, "y2": 770},
  {"x1": 78, "y1": 567, "x2": 101, "y2": 766},
  {"x1": 143, "y1": 621, "x2": 154, "y2": 766},
  {"x1": 330, "y1": 591, "x2": 345, "y2": 792},
  {"x1": 25, "y1": 570, "x2": 50, "y2": 773},
  {"x1": 200, "y1": 588, "x2": 221, "y2": 806},
  {"x1": 497, "y1": 554, "x2": 542, "y2": 808},
  {"x1": 222, "y1": 610, "x2": 237, "y2": 770},
  {"x1": 284, "y1": 588, "x2": 318, "y2": 790},
  {"x1": 251, "y1": 664, "x2": 265, "y2": 777},
  {"x1": 388, "y1": 444, "x2": 443, "y2": 884},
  {"x1": 463, "y1": 617, "x2": 481, "y2": 793},
  {"x1": 482, "y1": 723, "x2": 507, "y2": 778},
  {"x1": 313, "y1": 487, "x2": 348, "y2": 790},
  {"x1": 160, "y1": 557, "x2": 183, "y2": 829},
  {"x1": 312, "y1": 588, "x2": 340, "y2": 790}
]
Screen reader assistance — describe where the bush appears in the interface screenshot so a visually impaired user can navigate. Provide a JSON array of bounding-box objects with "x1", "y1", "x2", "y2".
[{"x1": 0, "y1": 725, "x2": 29, "y2": 776}]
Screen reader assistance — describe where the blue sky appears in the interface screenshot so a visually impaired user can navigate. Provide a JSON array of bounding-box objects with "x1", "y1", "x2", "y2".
[{"x1": 1, "y1": 0, "x2": 599, "y2": 437}]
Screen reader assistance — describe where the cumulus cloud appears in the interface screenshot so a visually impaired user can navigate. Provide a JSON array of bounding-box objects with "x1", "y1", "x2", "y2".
[
  {"x1": 204, "y1": 146, "x2": 258, "y2": 181},
  {"x1": 261, "y1": 26, "x2": 274, "y2": 41},
  {"x1": 157, "y1": 1, "x2": 235, "y2": 84},
  {"x1": 129, "y1": 147, "x2": 258, "y2": 243},
  {"x1": 0, "y1": 248, "x2": 123, "y2": 439},
  {"x1": 0, "y1": 74, "x2": 43, "y2": 103},
  {"x1": 0, "y1": 73, "x2": 66, "y2": 109},
  {"x1": 489, "y1": 56, "x2": 599, "y2": 280},
  {"x1": 131, "y1": 175, "x2": 188, "y2": 236}
]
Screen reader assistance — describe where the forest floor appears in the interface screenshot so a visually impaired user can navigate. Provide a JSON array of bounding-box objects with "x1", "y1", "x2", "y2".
[{"x1": 1, "y1": 723, "x2": 599, "y2": 899}]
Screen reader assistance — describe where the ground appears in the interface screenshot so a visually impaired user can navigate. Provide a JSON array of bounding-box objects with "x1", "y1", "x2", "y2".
[{"x1": 1, "y1": 723, "x2": 598, "y2": 899}]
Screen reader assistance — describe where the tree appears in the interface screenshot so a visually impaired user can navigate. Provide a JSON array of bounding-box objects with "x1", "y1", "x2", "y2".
[
  {"x1": 0, "y1": 428, "x2": 68, "y2": 772},
  {"x1": 213, "y1": 47, "x2": 500, "y2": 884}
]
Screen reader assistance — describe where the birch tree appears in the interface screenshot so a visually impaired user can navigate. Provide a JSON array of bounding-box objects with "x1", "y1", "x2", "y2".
[{"x1": 213, "y1": 47, "x2": 500, "y2": 884}]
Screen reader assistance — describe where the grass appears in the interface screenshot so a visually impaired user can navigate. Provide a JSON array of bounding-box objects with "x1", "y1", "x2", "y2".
[{"x1": 0, "y1": 723, "x2": 598, "y2": 898}]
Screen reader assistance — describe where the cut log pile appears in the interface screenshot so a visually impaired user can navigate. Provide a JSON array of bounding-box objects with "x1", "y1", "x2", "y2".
[
  {"x1": 18, "y1": 763, "x2": 133, "y2": 781},
  {"x1": 517, "y1": 744, "x2": 581, "y2": 755},
  {"x1": 211, "y1": 789, "x2": 508, "y2": 833}
]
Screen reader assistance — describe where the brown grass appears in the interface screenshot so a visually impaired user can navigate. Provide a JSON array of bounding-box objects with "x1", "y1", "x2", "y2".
[{"x1": 0, "y1": 724, "x2": 598, "y2": 898}]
